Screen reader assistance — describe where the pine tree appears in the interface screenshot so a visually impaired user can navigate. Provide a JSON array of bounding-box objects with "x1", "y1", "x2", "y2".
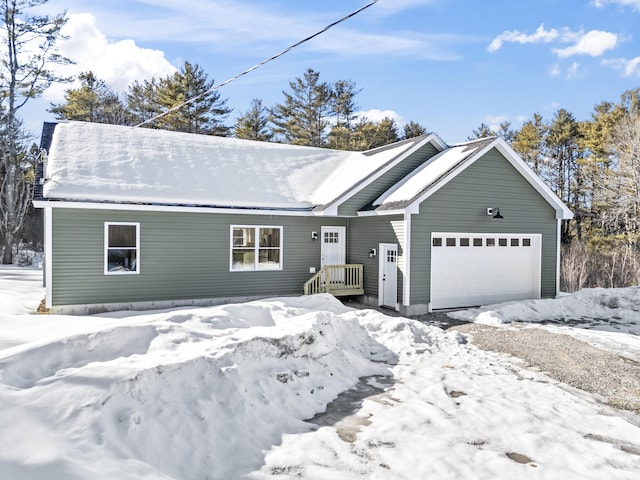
[
  {"x1": 332, "y1": 79, "x2": 360, "y2": 129},
  {"x1": 468, "y1": 122, "x2": 495, "y2": 140},
  {"x1": 272, "y1": 68, "x2": 333, "y2": 147},
  {"x1": 327, "y1": 79, "x2": 360, "y2": 150},
  {"x1": 234, "y1": 99, "x2": 273, "y2": 141},
  {"x1": 546, "y1": 109, "x2": 585, "y2": 242},
  {"x1": 49, "y1": 72, "x2": 129, "y2": 124},
  {"x1": 512, "y1": 113, "x2": 547, "y2": 175},
  {"x1": 153, "y1": 62, "x2": 231, "y2": 136},
  {"x1": 352, "y1": 117, "x2": 400, "y2": 150},
  {"x1": 402, "y1": 121, "x2": 428, "y2": 139},
  {"x1": 126, "y1": 77, "x2": 161, "y2": 127}
]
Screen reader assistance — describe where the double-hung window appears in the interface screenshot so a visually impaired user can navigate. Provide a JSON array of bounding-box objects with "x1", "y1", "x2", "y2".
[
  {"x1": 231, "y1": 226, "x2": 282, "y2": 271},
  {"x1": 105, "y1": 222, "x2": 140, "y2": 274}
]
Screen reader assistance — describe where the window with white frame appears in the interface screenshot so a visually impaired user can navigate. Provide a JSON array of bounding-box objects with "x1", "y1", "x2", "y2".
[
  {"x1": 105, "y1": 222, "x2": 139, "y2": 274},
  {"x1": 231, "y1": 226, "x2": 282, "y2": 271}
]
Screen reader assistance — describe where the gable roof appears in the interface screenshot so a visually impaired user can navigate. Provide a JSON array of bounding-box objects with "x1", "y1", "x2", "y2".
[
  {"x1": 368, "y1": 136, "x2": 573, "y2": 220},
  {"x1": 38, "y1": 121, "x2": 437, "y2": 212}
]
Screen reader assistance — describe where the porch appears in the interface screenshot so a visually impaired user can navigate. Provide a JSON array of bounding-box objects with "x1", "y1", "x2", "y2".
[{"x1": 303, "y1": 264, "x2": 364, "y2": 297}]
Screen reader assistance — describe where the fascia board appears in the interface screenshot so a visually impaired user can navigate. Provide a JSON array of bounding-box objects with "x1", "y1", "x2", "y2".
[
  {"x1": 32, "y1": 200, "x2": 317, "y2": 217},
  {"x1": 356, "y1": 208, "x2": 406, "y2": 217}
]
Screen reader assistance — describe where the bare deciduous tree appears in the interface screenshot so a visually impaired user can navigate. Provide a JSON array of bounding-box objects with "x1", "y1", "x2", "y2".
[{"x1": 0, "y1": 0, "x2": 70, "y2": 263}]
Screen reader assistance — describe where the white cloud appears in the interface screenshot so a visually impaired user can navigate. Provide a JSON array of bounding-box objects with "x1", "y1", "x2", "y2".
[
  {"x1": 488, "y1": 24, "x2": 559, "y2": 52},
  {"x1": 603, "y1": 56, "x2": 640, "y2": 76},
  {"x1": 485, "y1": 115, "x2": 509, "y2": 132},
  {"x1": 548, "y1": 62, "x2": 582, "y2": 79},
  {"x1": 622, "y1": 57, "x2": 640, "y2": 75},
  {"x1": 40, "y1": 1, "x2": 464, "y2": 64},
  {"x1": 44, "y1": 13, "x2": 177, "y2": 102},
  {"x1": 592, "y1": 0, "x2": 640, "y2": 11},
  {"x1": 553, "y1": 30, "x2": 618, "y2": 58},
  {"x1": 489, "y1": 24, "x2": 618, "y2": 59},
  {"x1": 567, "y1": 62, "x2": 582, "y2": 79},
  {"x1": 357, "y1": 109, "x2": 405, "y2": 126}
]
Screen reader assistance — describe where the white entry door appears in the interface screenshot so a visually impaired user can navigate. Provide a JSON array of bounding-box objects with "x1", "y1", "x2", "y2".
[
  {"x1": 379, "y1": 243, "x2": 398, "y2": 308},
  {"x1": 430, "y1": 233, "x2": 541, "y2": 309},
  {"x1": 321, "y1": 226, "x2": 346, "y2": 267}
]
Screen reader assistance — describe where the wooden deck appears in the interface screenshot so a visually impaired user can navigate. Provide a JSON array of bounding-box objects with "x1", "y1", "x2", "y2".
[{"x1": 303, "y1": 264, "x2": 364, "y2": 297}]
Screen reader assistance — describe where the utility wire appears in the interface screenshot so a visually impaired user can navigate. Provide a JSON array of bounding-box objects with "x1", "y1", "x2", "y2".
[{"x1": 133, "y1": 0, "x2": 379, "y2": 129}]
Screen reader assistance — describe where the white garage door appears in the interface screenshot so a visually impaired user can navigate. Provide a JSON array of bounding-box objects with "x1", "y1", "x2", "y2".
[{"x1": 430, "y1": 233, "x2": 541, "y2": 309}]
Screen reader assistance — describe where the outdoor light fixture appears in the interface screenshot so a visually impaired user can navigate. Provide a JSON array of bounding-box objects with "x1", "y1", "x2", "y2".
[
  {"x1": 311, "y1": 231, "x2": 318, "y2": 240},
  {"x1": 486, "y1": 207, "x2": 504, "y2": 219},
  {"x1": 368, "y1": 248, "x2": 377, "y2": 259}
]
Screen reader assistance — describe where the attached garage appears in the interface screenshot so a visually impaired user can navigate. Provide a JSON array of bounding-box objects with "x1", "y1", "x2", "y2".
[
  {"x1": 364, "y1": 135, "x2": 573, "y2": 315},
  {"x1": 430, "y1": 232, "x2": 541, "y2": 309}
]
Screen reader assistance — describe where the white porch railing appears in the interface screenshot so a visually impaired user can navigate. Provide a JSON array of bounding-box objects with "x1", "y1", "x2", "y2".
[{"x1": 303, "y1": 264, "x2": 364, "y2": 297}]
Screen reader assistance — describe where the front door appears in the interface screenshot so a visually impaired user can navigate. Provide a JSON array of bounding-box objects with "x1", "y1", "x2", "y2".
[
  {"x1": 379, "y1": 243, "x2": 398, "y2": 308},
  {"x1": 321, "y1": 226, "x2": 346, "y2": 267},
  {"x1": 321, "y1": 226, "x2": 346, "y2": 285}
]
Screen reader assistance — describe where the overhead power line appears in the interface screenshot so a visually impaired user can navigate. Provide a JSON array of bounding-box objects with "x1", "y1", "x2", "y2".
[{"x1": 133, "y1": 0, "x2": 380, "y2": 129}]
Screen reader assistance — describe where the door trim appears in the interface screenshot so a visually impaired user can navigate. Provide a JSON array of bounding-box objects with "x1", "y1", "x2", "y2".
[{"x1": 378, "y1": 242, "x2": 399, "y2": 310}]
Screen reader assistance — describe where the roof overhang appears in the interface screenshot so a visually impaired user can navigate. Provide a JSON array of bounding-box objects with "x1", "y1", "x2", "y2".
[
  {"x1": 32, "y1": 199, "x2": 319, "y2": 217},
  {"x1": 321, "y1": 133, "x2": 447, "y2": 216},
  {"x1": 395, "y1": 137, "x2": 573, "y2": 220}
]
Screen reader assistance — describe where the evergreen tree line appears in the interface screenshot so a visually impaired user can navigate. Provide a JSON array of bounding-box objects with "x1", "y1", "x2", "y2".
[{"x1": 49, "y1": 66, "x2": 429, "y2": 150}]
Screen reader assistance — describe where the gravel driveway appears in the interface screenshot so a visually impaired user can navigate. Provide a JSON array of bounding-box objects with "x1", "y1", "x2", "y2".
[
  {"x1": 343, "y1": 301, "x2": 640, "y2": 414},
  {"x1": 450, "y1": 323, "x2": 640, "y2": 414}
]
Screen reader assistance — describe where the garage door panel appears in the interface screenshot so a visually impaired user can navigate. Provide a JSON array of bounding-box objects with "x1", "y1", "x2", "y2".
[{"x1": 430, "y1": 233, "x2": 541, "y2": 309}]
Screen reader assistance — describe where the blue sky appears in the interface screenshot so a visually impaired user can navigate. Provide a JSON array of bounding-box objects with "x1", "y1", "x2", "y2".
[{"x1": 22, "y1": 0, "x2": 640, "y2": 143}]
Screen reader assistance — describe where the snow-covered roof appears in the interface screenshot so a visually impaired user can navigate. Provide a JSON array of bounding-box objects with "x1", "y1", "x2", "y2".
[
  {"x1": 371, "y1": 136, "x2": 573, "y2": 220},
  {"x1": 41, "y1": 121, "x2": 425, "y2": 211},
  {"x1": 372, "y1": 137, "x2": 495, "y2": 208}
]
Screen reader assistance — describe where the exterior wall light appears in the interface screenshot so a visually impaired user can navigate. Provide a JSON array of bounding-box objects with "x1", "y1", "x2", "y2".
[
  {"x1": 486, "y1": 207, "x2": 503, "y2": 219},
  {"x1": 311, "y1": 231, "x2": 318, "y2": 240}
]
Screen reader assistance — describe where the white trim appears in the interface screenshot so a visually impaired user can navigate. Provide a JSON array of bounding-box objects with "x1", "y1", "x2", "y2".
[
  {"x1": 33, "y1": 200, "x2": 316, "y2": 217},
  {"x1": 229, "y1": 225, "x2": 283, "y2": 272},
  {"x1": 44, "y1": 207, "x2": 53, "y2": 309},
  {"x1": 403, "y1": 137, "x2": 573, "y2": 219},
  {"x1": 104, "y1": 222, "x2": 140, "y2": 275},
  {"x1": 322, "y1": 134, "x2": 447, "y2": 216},
  {"x1": 356, "y1": 209, "x2": 405, "y2": 217},
  {"x1": 556, "y1": 218, "x2": 562, "y2": 297},
  {"x1": 403, "y1": 213, "x2": 411, "y2": 307}
]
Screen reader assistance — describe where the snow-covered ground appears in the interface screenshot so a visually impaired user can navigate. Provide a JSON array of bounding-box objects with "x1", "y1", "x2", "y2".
[{"x1": 0, "y1": 268, "x2": 639, "y2": 479}]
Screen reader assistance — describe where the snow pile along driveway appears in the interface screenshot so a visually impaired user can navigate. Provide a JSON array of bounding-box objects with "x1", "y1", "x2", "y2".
[{"x1": 0, "y1": 286, "x2": 639, "y2": 479}]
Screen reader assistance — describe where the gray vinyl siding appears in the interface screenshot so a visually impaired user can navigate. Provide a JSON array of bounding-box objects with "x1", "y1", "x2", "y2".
[
  {"x1": 50, "y1": 208, "x2": 346, "y2": 307},
  {"x1": 348, "y1": 215, "x2": 404, "y2": 302},
  {"x1": 409, "y1": 148, "x2": 558, "y2": 305},
  {"x1": 337, "y1": 143, "x2": 440, "y2": 216}
]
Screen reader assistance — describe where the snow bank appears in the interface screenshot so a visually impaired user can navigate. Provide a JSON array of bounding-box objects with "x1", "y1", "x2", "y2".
[
  {"x1": 450, "y1": 287, "x2": 640, "y2": 330},
  {"x1": 0, "y1": 294, "x2": 450, "y2": 479}
]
